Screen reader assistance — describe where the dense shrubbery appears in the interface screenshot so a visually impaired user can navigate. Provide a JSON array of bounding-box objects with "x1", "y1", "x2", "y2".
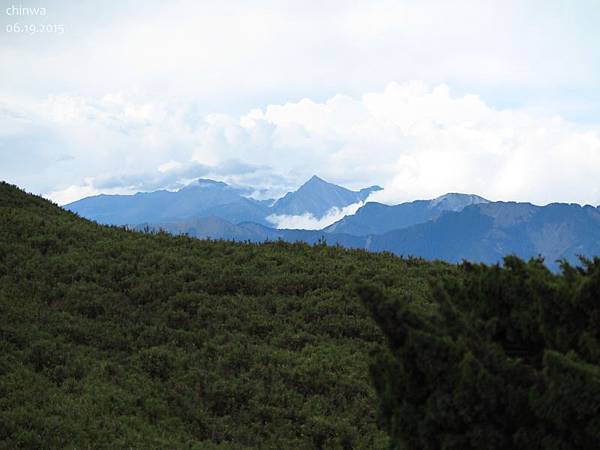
[
  {"x1": 0, "y1": 182, "x2": 453, "y2": 449},
  {"x1": 3, "y1": 182, "x2": 598, "y2": 449},
  {"x1": 360, "y1": 256, "x2": 600, "y2": 450}
]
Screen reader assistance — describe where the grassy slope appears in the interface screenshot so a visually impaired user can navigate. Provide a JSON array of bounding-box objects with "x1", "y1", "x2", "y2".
[{"x1": 0, "y1": 182, "x2": 453, "y2": 449}]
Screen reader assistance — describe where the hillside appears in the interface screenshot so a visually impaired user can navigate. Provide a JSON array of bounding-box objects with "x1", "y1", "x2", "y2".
[
  {"x1": 359, "y1": 256, "x2": 600, "y2": 449},
  {"x1": 0, "y1": 181, "x2": 450, "y2": 449},
  {"x1": 2, "y1": 182, "x2": 599, "y2": 449}
]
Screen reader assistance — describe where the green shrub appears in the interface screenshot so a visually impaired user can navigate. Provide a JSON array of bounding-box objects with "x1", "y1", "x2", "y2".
[{"x1": 360, "y1": 256, "x2": 600, "y2": 450}]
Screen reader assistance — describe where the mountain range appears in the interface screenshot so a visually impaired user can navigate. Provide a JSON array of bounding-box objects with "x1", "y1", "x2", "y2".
[
  {"x1": 66, "y1": 179, "x2": 271, "y2": 226},
  {"x1": 366, "y1": 201, "x2": 600, "y2": 270},
  {"x1": 65, "y1": 176, "x2": 600, "y2": 269},
  {"x1": 66, "y1": 176, "x2": 380, "y2": 226}
]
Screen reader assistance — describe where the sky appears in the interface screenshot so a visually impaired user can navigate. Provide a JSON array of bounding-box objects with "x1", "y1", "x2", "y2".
[{"x1": 1, "y1": 0, "x2": 600, "y2": 206}]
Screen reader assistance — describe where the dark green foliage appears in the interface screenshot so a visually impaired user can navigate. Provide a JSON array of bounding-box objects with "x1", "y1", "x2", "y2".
[
  {"x1": 0, "y1": 182, "x2": 452, "y2": 449},
  {"x1": 360, "y1": 256, "x2": 600, "y2": 450}
]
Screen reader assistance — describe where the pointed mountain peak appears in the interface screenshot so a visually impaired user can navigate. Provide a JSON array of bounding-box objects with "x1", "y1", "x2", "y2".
[
  {"x1": 303, "y1": 175, "x2": 328, "y2": 186},
  {"x1": 293, "y1": 175, "x2": 335, "y2": 194},
  {"x1": 272, "y1": 176, "x2": 380, "y2": 218}
]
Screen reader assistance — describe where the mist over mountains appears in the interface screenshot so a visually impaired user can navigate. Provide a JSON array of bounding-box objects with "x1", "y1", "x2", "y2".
[{"x1": 65, "y1": 176, "x2": 600, "y2": 269}]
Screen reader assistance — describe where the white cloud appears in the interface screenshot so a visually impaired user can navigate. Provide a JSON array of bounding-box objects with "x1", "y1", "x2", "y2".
[
  {"x1": 267, "y1": 202, "x2": 365, "y2": 230},
  {"x1": 45, "y1": 183, "x2": 102, "y2": 206},
  {"x1": 1, "y1": 1, "x2": 599, "y2": 121},
  {"x1": 0, "y1": 91, "x2": 207, "y2": 198},
  {"x1": 158, "y1": 160, "x2": 183, "y2": 173},
  {"x1": 210, "y1": 81, "x2": 600, "y2": 206},
  {"x1": 3, "y1": 81, "x2": 600, "y2": 207}
]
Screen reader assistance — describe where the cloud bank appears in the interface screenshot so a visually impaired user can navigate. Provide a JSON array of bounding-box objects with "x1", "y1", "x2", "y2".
[
  {"x1": 2, "y1": 1, "x2": 600, "y2": 206},
  {"x1": 267, "y1": 202, "x2": 365, "y2": 230},
  {"x1": 2, "y1": 1, "x2": 599, "y2": 122},
  {"x1": 2, "y1": 81, "x2": 600, "y2": 206}
]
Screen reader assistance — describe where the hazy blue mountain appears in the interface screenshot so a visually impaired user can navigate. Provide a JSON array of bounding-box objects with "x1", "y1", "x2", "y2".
[
  {"x1": 66, "y1": 189, "x2": 175, "y2": 226},
  {"x1": 134, "y1": 198, "x2": 600, "y2": 270},
  {"x1": 199, "y1": 198, "x2": 271, "y2": 226},
  {"x1": 271, "y1": 175, "x2": 382, "y2": 217},
  {"x1": 368, "y1": 201, "x2": 600, "y2": 269},
  {"x1": 65, "y1": 175, "x2": 600, "y2": 271},
  {"x1": 66, "y1": 176, "x2": 380, "y2": 226},
  {"x1": 325, "y1": 193, "x2": 489, "y2": 236},
  {"x1": 65, "y1": 179, "x2": 252, "y2": 225}
]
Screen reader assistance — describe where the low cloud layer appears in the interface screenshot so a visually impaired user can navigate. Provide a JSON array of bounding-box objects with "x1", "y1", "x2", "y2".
[
  {"x1": 267, "y1": 202, "x2": 365, "y2": 230},
  {"x1": 2, "y1": 81, "x2": 600, "y2": 206}
]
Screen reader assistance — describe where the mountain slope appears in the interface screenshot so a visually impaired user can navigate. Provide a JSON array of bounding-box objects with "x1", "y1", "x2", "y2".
[
  {"x1": 325, "y1": 193, "x2": 488, "y2": 235},
  {"x1": 370, "y1": 201, "x2": 600, "y2": 269},
  {"x1": 65, "y1": 179, "x2": 257, "y2": 225},
  {"x1": 196, "y1": 198, "x2": 271, "y2": 226},
  {"x1": 0, "y1": 181, "x2": 453, "y2": 449},
  {"x1": 271, "y1": 175, "x2": 382, "y2": 218},
  {"x1": 359, "y1": 258, "x2": 600, "y2": 449}
]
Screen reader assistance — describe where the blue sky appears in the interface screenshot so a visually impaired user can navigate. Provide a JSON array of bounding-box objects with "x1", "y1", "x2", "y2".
[{"x1": 1, "y1": 0, "x2": 600, "y2": 205}]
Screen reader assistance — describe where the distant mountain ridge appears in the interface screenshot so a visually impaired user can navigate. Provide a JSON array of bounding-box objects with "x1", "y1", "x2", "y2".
[
  {"x1": 324, "y1": 193, "x2": 488, "y2": 235},
  {"x1": 66, "y1": 175, "x2": 377, "y2": 226},
  {"x1": 143, "y1": 200, "x2": 600, "y2": 269},
  {"x1": 367, "y1": 201, "x2": 600, "y2": 270},
  {"x1": 65, "y1": 176, "x2": 600, "y2": 270},
  {"x1": 65, "y1": 179, "x2": 259, "y2": 225}
]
